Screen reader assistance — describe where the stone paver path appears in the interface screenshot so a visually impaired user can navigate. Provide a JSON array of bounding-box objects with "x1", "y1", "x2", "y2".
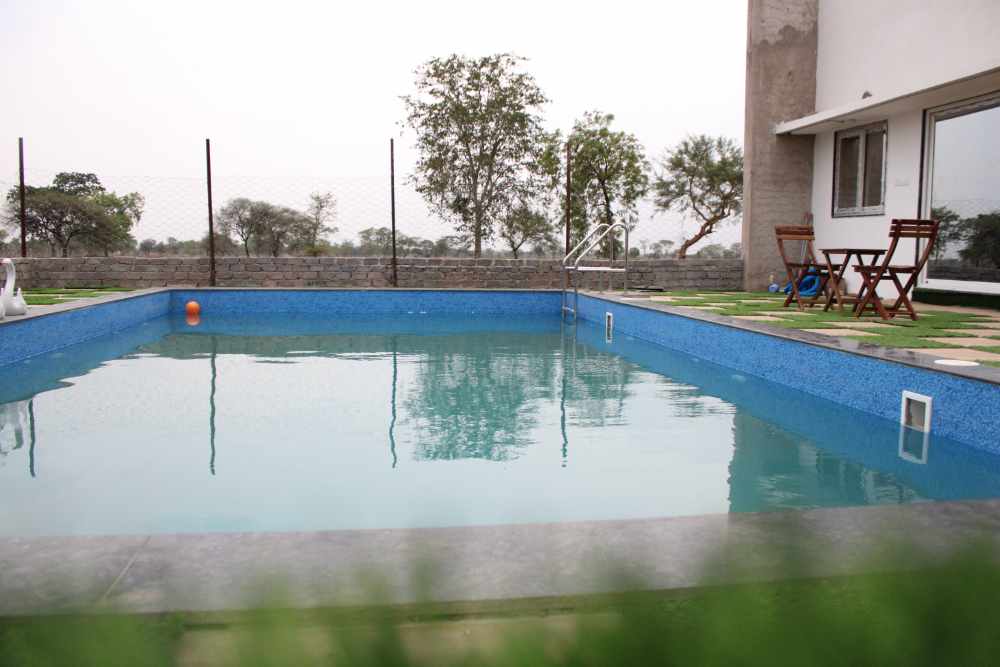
[
  {"x1": 928, "y1": 337, "x2": 1000, "y2": 347},
  {"x1": 829, "y1": 321, "x2": 896, "y2": 329},
  {"x1": 939, "y1": 329, "x2": 1000, "y2": 337},
  {"x1": 800, "y1": 328, "x2": 879, "y2": 337},
  {"x1": 733, "y1": 315, "x2": 787, "y2": 322}
]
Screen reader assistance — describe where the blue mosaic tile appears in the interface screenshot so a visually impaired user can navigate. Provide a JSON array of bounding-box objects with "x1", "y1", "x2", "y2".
[
  {"x1": 573, "y1": 323, "x2": 1000, "y2": 499},
  {"x1": 577, "y1": 294, "x2": 1000, "y2": 451},
  {"x1": 3, "y1": 288, "x2": 997, "y2": 453},
  {"x1": 169, "y1": 289, "x2": 562, "y2": 316},
  {"x1": 0, "y1": 292, "x2": 170, "y2": 368}
]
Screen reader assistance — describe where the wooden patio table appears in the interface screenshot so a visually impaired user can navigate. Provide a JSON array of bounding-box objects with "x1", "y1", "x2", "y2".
[{"x1": 819, "y1": 248, "x2": 886, "y2": 313}]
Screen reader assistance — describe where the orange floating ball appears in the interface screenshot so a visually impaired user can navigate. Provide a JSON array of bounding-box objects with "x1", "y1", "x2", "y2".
[
  {"x1": 185, "y1": 313, "x2": 201, "y2": 327},
  {"x1": 185, "y1": 300, "x2": 201, "y2": 316}
]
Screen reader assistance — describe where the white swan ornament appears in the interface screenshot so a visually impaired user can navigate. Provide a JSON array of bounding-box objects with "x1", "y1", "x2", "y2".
[{"x1": 1, "y1": 259, "x2": 27, "y2": 316}]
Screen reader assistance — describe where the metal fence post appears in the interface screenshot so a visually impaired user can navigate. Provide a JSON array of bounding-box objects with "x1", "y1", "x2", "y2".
[
  {"x1": 390, "y1": 138, "x2": 398, "y2": 287},
  {"x1": 18, "y1": 138, "x2": 27, "y2": 257},
  {"x1": 565, "y1": 140, "x2": 572, "y2": 256},
  {"x1": 205, "y1": 138, "x2": 217, "y2": 286}
]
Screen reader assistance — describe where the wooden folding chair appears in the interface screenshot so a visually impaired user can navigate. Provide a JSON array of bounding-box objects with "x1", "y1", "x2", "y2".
[
  {"x1": 853, "y1": 219, "x2": 940, "y2": 320},
  {"x1": 774, "y1": 225, "x2": 837, "y2": 310}
]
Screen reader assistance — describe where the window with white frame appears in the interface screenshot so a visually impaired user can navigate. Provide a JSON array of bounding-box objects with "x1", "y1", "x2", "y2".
[{"x1": 833, "y1": 122, "x2": 887, "y2": 217}]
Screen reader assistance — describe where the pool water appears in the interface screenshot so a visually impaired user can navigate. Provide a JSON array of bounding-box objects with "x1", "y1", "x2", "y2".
[{"x1": 1, "y1": 313, "x2": 999, "y2": 537}]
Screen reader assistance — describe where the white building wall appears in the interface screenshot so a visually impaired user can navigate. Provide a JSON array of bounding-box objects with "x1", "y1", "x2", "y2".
[
  {"x1": 809, "y1": 0, "x2": 1000, "y2": 292},
  {"x1": 815, "y1": 0, "x2": 1000, "y2": 110}
]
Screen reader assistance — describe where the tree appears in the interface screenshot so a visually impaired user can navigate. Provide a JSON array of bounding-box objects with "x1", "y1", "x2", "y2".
[
  {"x1": 5, "y1": 172, "x2": 143, "y2": 257},
  {"x1": 85, "y1": 191, "x2": 144, "y2": 256},
  {"x1": 217, "y1": 198, "x2": 262, "y2": 256},
  {"x1": 295, "y1": 191, "x2": 337, "y2": 255},
  {"x1": 357, "y1": 227, "x2": 394, "y2": 255},
  {"x1": 402, "y1": 53, "x2": 550, "y2": 257},
  {"x1": 544, "y1": 112, "x2": 649, "y2": 256},
  {"x1": 642, "y1": 239, "x2": 675, "y2": 258},
  {"x1": 653, "y1": 135, "x2": 743, "y2": 259},
  {"x1": 202, "y1": 231, "x2": 239, "y2": 257},
  {"x1": 431, "y1": 234, "x2": 472, "y2": 257},
  {"x1": 139, "y1": 238, "x2": 158, "y2": 255},
  {"x1": 258, "y1": 206, "x2": 308, "y2": 258},
  {"x1": 6, "y1": 186, "x2": 107, "y2": 256},
  {"x1": 498, "y1": 205, "x2": 555, "y2": 259},
  {"x1": 52, "y1": 172, "x2": 104, "y2": 197}
]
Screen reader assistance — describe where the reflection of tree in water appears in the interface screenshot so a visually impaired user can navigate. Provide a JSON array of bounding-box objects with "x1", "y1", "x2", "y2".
[
  {"x1": 405, "y1": 333, "x2": 560, "y2": 462},
  {"x1": 654, "y1": 379, "x2": 735, "y2": 419},
  {"x1": 139, "y1": 328, "x2": 643, "y2": 463},
  {"x1": 405, "y1": 332, "x2": 641, "y2": 462},
  {"x1": 727, "y1": 412, "x2": 919, "y2": 512},
  {"x1": 559, "y1": 345, "x2": 636, "y2": 428}
]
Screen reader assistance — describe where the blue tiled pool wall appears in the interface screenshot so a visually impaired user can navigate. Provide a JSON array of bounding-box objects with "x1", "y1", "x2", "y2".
[
  {"x1": 0, "y1": 316, "x2": 172, "y2": 405},
  {"x1": 576, "y1": 294, "x2": 1000, "y2": 451},
  {"x1": 571, "y1": 324, "x2": 1000, "y2": 499},
  {"x1": 2, "y1": 288, "x2": 998, "y2": 451},
  {"x1": 0, "y1": 290, "x2": 559, "y2": 369},
  {"x1": 169, "y1": 289, "x2": 562, "y2": 316},
  {"x1": 0, "y1": 291, "x2": 170, "y2": 368}
]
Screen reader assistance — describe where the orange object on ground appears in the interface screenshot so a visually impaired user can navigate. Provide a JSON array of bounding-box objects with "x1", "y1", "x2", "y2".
[{"x1": 185, "y1": 301, "x2": 201, "y2": 316}]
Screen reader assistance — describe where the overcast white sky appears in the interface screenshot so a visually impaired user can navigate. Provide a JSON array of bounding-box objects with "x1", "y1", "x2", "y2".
[{"x1": 0, "y1": 0, "x2": 747, "y2": 248}]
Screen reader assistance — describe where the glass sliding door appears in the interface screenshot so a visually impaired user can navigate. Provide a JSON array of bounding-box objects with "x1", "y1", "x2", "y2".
[{"x1": 923, "y1": 93, "x2": 1000, "y2": 293}]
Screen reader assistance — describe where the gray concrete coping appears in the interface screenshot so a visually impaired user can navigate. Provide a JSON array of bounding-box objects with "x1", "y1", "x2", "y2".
[{"x1": 2, "y1": 500, "x2": 999, "y2": 617}]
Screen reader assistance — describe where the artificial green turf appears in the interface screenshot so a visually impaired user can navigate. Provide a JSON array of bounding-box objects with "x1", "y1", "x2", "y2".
[
  {"x1": 638, "y1": 290, "x2": 999, "y2": 350},
  {"x1": 20, "y1": 287, "x2": 133, "y2": 306}
]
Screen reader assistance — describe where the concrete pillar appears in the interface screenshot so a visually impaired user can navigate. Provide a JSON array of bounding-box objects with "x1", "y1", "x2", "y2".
[{"x1": 742, "y1": 0, "x2": 818, "y2": 290}]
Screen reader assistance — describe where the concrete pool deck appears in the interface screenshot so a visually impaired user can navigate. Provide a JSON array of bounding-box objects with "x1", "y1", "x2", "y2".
[{"x1": 3, "y1": 499, "x2": 1000, "y2": 617}]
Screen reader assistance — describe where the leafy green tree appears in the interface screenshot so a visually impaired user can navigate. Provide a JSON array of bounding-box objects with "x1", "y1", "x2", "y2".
[
  {"x1": 258, "y1": 206, "x2": 308, "y2": 257},
  {"x1": 294, "y1": 191, "x2": 337, "y2": 256},
  {"x1": 217, "y1": 198, "x2": 260, "y2": 257},
  {"x1": 4, "y1": 172, "x2": 143, "y2": 257},
  {"x1": 498, "y1": 205, "x2": 555, "y2": 258},
  {"x1": 139, "y1": 238, "x2": 158, "y2": 255},
  {"x1": 5, "y1": 186, "x2": 107, "y2": 256},
  {"x1": 85, "y1": 191, "x2": 144, "y2": 256},
  {"x1": 202, "y1": 231, "x2": 239, "y2": 256},
  {"x1": 402, "y1": 53, "x2": 550, "y2": 257},
  {"x1": 543, "y1": 112, "x2": 649, "y2": 256},
  {"x1": 641, "y1": 239, "x2": 675, "y2": 258},
  {"x1": 653, "y1": 135, "x2": 743, "y2": 259},
  {"x1": 51, "y1": 172, "x2": 104, "y2": 197},
  {"x1": 357, "y1": 226, "x2": 394, "y2": 255}
]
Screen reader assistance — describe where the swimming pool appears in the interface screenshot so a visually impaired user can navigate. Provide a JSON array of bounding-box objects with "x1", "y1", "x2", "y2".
[{"x1": 2, "y1": 289, "x2": 1000, "y2": 538}]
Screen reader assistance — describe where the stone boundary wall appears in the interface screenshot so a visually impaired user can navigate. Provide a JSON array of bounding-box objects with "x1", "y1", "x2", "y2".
[{"x1": 12, "y1": 257, "x2": 744, "y2": 291}]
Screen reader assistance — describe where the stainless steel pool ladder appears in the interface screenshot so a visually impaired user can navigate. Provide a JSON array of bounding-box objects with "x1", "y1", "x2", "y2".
[{"x1": 561, "y1": 222, "x2": 630, "y2": 321}]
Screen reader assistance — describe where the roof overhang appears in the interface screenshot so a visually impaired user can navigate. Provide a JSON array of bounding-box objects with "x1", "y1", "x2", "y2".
[{"x1": 774, "y1": 62, "x2": 1000, "y2": 135}]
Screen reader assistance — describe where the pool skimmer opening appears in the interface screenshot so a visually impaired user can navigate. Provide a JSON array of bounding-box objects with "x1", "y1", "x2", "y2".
[
  {"x1": 901, "y1": 391, "x2": 932, "y2": 433},
  {"x1": 898, "y1": 391, "x2": 932, "y2": 464}
]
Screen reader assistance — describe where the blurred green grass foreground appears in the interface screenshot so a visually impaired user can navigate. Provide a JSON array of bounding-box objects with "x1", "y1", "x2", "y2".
[{"x1": 3, "y1": 541, "x2": 1000, "y2": 666}]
